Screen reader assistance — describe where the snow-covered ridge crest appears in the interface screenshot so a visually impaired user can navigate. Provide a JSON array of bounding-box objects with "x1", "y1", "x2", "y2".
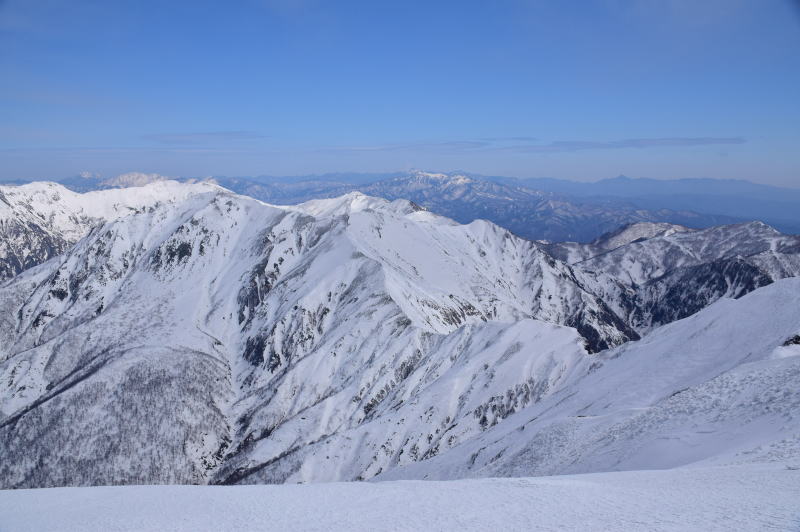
[
  {"x1": 407, "y1": 169, "x2": 474, "y2": 185},
  {"x1": 592, "y1": 221, "x2": 693, "y2": 251},
  {"x1": 0, "y1": 180, "x2": 225, "y2": 282},
  {"x1": 545, "y1": 217, "x2": 800, "y2": 333},
  {"x1": 101, "y1": 172, "x2": 169, "y2": 188},
  {"x1": 0, "y1": 179, "x2": 223, "y2": 237},
  {"x1": 288, "y1": 191, "x2": 430, "y2": 219}
]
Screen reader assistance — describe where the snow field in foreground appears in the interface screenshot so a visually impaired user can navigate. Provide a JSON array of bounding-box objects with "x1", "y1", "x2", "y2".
[{"x1": 1, "y1": 464, "x2": 798, "y2": 532}]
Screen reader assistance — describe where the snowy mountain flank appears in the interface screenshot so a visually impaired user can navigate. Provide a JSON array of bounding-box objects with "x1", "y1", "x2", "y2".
[
  {"x1": 0, "y1": 181, "x2": 798, "y2": 489},
  {"x1": 548, "y1": 220, "x2": 800, "y2": 332},
  {"x1": 0, "y1": 180, "x2": 219, "y2": 282}
]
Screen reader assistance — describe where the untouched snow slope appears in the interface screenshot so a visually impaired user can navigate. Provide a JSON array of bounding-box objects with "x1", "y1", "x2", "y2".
[
  {"x1": 1, "y1": 464, "x2": 798, "y2": 532},
  {"x1": 593, "y1": 221, "x2": 691, "y2": 250},
  {"x1": 547, "y1": 221, "x2": 693, "y2": 264}
]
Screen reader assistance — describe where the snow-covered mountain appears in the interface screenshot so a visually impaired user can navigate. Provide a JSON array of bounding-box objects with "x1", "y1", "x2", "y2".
[
  {"x1": 0, "y1": 181, "x2": 219, "y2": 281},
  {"x1": 548, "y1": 220, "x2": 800, "y2": 331},
  {"x1": 0, "y1": 182, "x2": 798, "y2": 489},
  {"x1": 258, "y1": 171, "x2": 743, "y2": 242},
  {"x1": 0, "y1": 184, "x2": 636, "y2": 488},
  {"x1": 546, "y1": 221, "x2": 693, "y2": 263}
]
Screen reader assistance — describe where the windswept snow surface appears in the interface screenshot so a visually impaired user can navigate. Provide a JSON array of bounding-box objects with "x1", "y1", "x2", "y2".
[{"x1": 1, "y1": 464, "x2": 798, "y2": 532}]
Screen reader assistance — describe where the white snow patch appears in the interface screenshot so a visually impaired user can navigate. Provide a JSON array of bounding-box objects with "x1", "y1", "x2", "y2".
[{"x1": 0, "y1": 464, "x2": 797, "y2": 532}]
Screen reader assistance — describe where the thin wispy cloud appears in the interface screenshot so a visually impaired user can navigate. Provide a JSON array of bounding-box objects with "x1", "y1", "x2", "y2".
[
  {"x1": 2, "y1": 136, "x2": 746, "y2": 160},
  {"x1": 478, "y1": 136, "x2": 539, "y2": 142},
  {"x1": 321, "y1": 136, "x2": 745, "y2": 155},
  {"x1": 0, "y1": 146, "x2": 257, "y2": 156},
  {"x1": 502, "y1": 137, "x2": 746, "y2": 153},
  {"x1": 142, "y1": 131, "x2": 268, "y2": 145},
  {"x1": 323, "y1": 140, "x2": 490, "y2": 153}
]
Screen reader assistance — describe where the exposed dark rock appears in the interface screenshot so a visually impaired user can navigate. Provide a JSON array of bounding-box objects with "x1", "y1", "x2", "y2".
[{"x1": 783, "y1": 335, "x2": 800, "y2": 346}]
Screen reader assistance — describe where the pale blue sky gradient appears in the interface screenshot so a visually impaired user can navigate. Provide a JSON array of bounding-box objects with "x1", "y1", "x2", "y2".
[{"x1": 1, "y1": 0, "x2": 799, "y2": 185}]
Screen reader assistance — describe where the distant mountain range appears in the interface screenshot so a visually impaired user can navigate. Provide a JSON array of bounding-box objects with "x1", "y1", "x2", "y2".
[
  {"x1": 45, "y1": 170, "x2": 800, "y2": 242},
  {"x1": 492, "y1": 174, "x2": 800, "y2": 233}
]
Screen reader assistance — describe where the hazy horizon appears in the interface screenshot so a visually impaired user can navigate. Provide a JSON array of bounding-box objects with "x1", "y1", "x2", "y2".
[{"x1": 4, "y1": 169, "x2": 800, "y2": 192}]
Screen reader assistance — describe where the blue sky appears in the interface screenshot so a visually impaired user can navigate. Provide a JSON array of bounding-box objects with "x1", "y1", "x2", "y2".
[{"x1": 1, "y1": 0, "x2": 799, "y2": 185}]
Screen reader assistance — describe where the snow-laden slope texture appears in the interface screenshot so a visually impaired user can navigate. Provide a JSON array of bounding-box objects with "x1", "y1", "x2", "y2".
[
  {"x1": 379, "y1": 278, "x2": 800, "y2": 481},
  {"x1": 2, "y1": 464, "x2": 797, "y2": 532},
  {"x1": 546, "y1": 221, "x2": 693, "y2": 264},
  {"x1": 594, "y1": 221, "x2": 692, "y2": 250},
  {"x1": 0, "y1": 187, "x2": 637, "y2": 488},
  {"x1": 547, "y1": 220, "x2": 800, "y2": 332},
  {"x1": 0, "y1": 180, "x2": 219, "y2": 281}
]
